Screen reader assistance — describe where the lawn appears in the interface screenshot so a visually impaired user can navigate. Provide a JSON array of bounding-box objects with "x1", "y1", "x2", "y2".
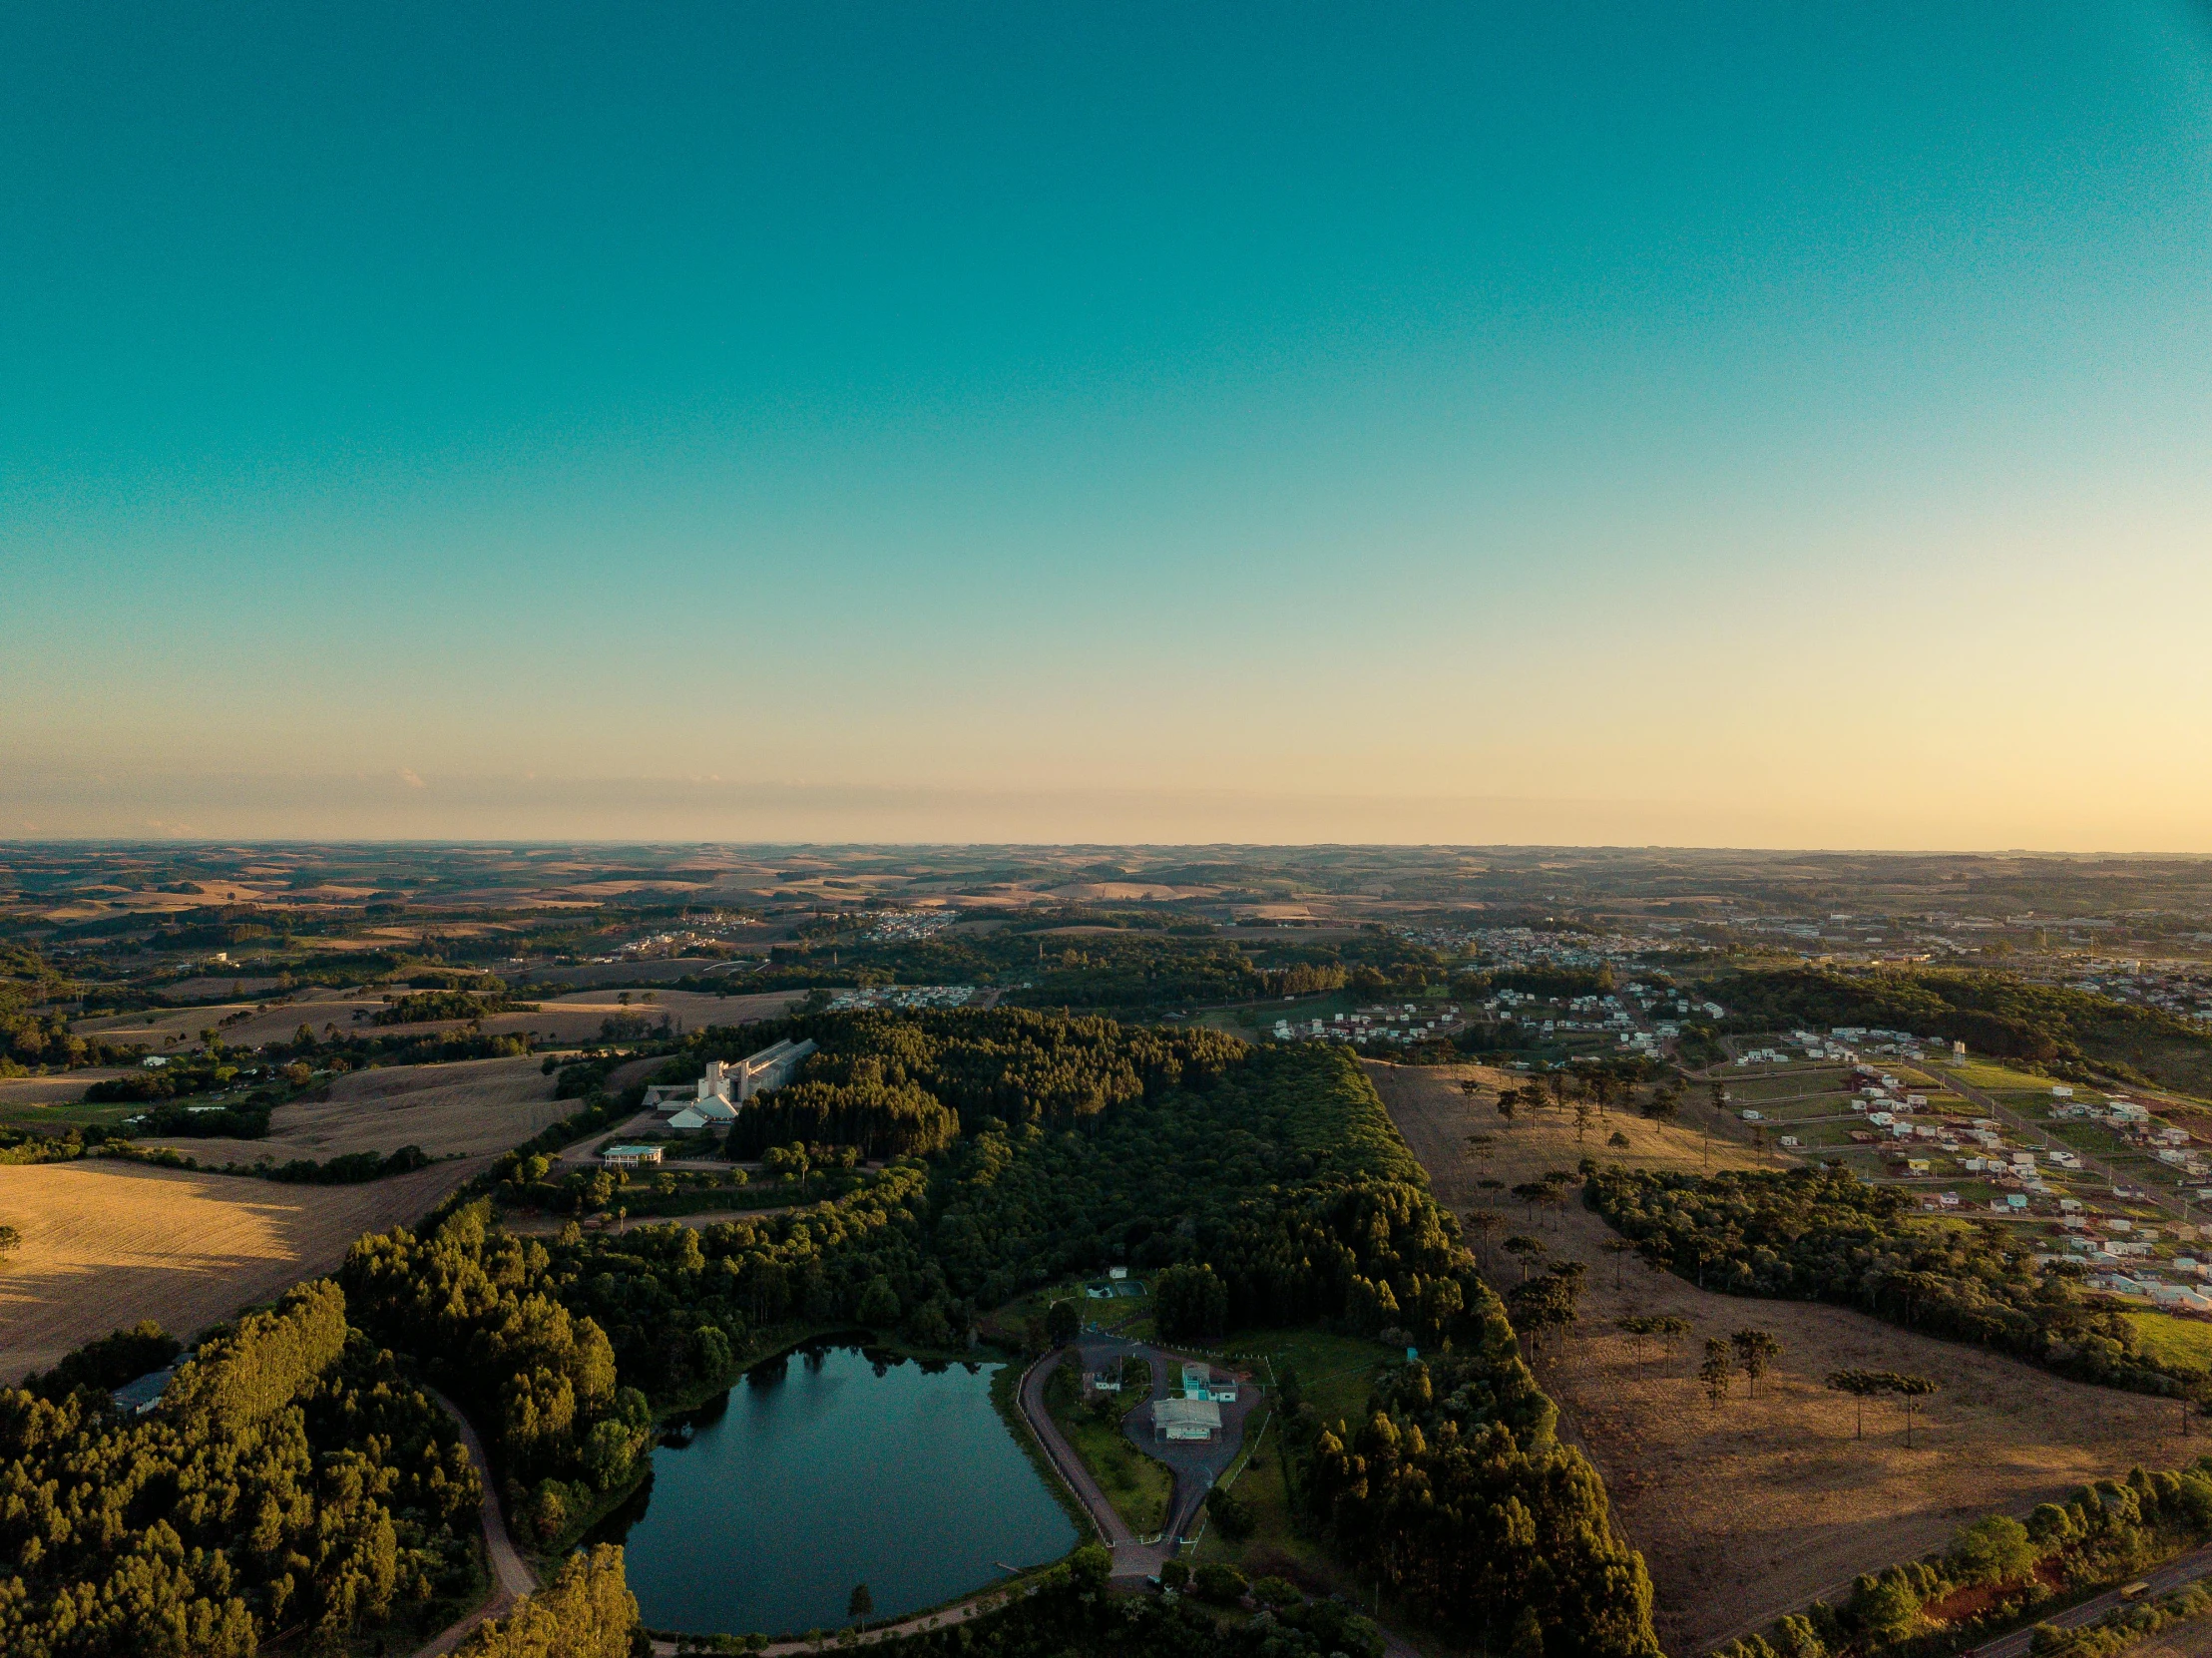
[
  {"x1": 1042, "y1": 1352, "x2": 1171, "y2": 1536},
  {"x1": 2129, "y1": 1311, "x2": 2212, "y2": 1371},
  {"x1": 1186, "y1": 1328, "x2": 1394, "y2": 1578}
]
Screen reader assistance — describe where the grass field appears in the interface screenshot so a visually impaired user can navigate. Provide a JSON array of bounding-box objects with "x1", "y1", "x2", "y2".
[
  {"x1": 158, "y1": 1053, "x2": 569, "y2": 1162},
  {"x1": 1369, "y1": 1058, "x2": 2193, "y2": 1655},
  {"x1": 1190, "y1": 1327, "x2": 1398, "y2": 1590},
  {"x1": 1043, "y1": 1353, "x2": 1171, "y2": 1535},
  {"x1": 0, "y1": 1154, "x2": 476, "y2": 1381},
  {"x1": 2130, "y1": 1311, "x2": 2212, "y2": 1371}
]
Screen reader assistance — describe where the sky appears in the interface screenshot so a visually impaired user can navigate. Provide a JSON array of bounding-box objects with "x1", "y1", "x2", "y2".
[{"x1": 4, "y1": 2, "x2": 2211, "y2": 849}]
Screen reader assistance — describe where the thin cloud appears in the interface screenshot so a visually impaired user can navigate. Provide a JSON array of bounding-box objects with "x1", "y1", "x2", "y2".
[{"x1": 398, "y1": 768, "x2": 428, "y2": 790}]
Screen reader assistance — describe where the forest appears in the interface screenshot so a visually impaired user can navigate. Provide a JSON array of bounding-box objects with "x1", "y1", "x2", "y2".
[
  {"x1": 340, "y1": 1017, "x2": 1658, "y2": 1653},
  {"x1": 371, "y1": 988, "x2": 533, "y2": 1026},
  {"x1": 0, "y1": 1283, "x2": 484, "y2": 1657},
  {"x1": 1299, "y1": 1349, "x2": 1659, "y2": 1656},
  {"x1": 670, "y1": 923, "x2": 1458, "y2": 1014},
  {"x1": 1589, "y1": 1165, "x2": 2205, "y2": 1399},
  {"x1": 2, "y1": 1007, "x2": 1656, "y2": 1656}
]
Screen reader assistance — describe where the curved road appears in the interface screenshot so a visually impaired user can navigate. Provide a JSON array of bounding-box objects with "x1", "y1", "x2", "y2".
[
  {"x1": 1016, "y1": 1348, "x2": 1170, "y2": 1575},
  {"x1": 415, "y1": 1389, "x2": 538, "y2": 1658}
]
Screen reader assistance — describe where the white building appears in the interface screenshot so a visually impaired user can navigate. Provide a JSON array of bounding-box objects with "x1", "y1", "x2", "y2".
[
  {"x1": 646, "y1": 1038, "x2": 819, "y2": 1117},
  {"x1": 1152, "y1": 1398, "x2": 1223, "y2": 1442}
]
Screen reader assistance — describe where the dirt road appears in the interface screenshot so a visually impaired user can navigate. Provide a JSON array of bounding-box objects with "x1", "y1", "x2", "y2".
[{"x1": 414, "y1": 1390, "x2": 538, "y2": 1657}]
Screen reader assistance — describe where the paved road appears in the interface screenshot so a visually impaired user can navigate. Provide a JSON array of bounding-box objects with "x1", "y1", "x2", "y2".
[
  {"x1": 414, "y1": 1389, "x2": 538, "y2": 1657},
  {"x1": 1964, "y1": 1542, "x2": 2212, "y2": 1658},
  {"x1": 1016, "y1": 1345, "x2": 1158, "y2": 1573}
]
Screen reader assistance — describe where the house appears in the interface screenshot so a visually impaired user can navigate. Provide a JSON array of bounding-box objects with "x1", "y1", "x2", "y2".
[
  {"x1": 602, "y1": 1144, "x2": 663, "y2": 1167},
  {"x1": 1152, "y1": 1398, "x2": 1222, "y2": 1442},
  {"x1": 111, "y1": 1366, "x2": 177, "y2": 1417},
  {"x1": 2149, "y1": 1284, "x2": 2212, "y2": 1313},
  {"x1": 1180, "y1": 1362, "x2": 1236, "y2": 1403}
]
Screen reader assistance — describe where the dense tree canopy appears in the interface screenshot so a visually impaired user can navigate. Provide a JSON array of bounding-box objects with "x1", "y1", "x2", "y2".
[{"x1": 0, "y1": 1283, "x2": 482, "y2": 1658}]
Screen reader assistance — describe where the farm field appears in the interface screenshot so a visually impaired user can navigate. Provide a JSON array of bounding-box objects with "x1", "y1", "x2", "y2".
[
  {"x1": 0, "y1": 1155, "x2": 476, "y2": 1381},
  {"x1": 157, "y1": 1053, "x2": 569, "y2": 1162},
  {"x1": 77, "y1": 985, "x2": 387, "y2": 1050},
  {"x1": 2131, "y1": 1311, "x2": 2212, "y2": 1371},
  {"x1": 74, "y1": 986, "x2": 802, "y2": 1053},
  {"x1": 475, "y1": 988, "x2": 799, "y2": 1042},
  {"x1": 0, "y1": 1068, "x2": 130, "y2": 1111},
  {"x1": 1367, "y1": 1059, "x2": 2189, "y2": 1655}
]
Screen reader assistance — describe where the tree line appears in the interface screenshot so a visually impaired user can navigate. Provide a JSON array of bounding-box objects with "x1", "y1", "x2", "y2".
[
  {"x1": 1589, "y1": 1164, "x2": 2203, "y2": 1400},
  {"x1": 1712, "y1": 1457, "x2": 2212, "y2": 1657},
  {"x1": 1708, "y1": 964, "x2": 2212, "y2": 1080}
]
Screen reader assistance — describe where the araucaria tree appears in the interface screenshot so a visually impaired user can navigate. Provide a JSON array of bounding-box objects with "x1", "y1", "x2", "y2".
[
  {"x1": 1730, "y1": 1329, "x2": 1782, "y2": 1399},
  {"x1": 1699, "y1": 1338, "x2": 1734, "y2": 1407}
]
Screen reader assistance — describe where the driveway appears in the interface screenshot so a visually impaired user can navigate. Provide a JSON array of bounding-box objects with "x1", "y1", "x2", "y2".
[{"x1": 1018, "y1": 1334, "x2": 1261, "y2": 1579}]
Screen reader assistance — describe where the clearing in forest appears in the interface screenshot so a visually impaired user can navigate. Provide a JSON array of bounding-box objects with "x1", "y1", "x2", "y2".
[{"x1": 1367, "y1": 1059, "x2": 2190, "y2": 1655}]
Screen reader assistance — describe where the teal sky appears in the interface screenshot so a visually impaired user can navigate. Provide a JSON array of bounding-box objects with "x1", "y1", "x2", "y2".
[{"x1": 5, "y1": 3, "x2": 2212, "y2": 847}]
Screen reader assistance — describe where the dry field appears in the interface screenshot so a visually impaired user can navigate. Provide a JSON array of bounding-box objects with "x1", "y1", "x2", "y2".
[
  {"x1": 163, "y1": 1054, "x2": 569, "y2": 1163},
  {"x1": 76, "y1": 986, "x2": 799, "y2": 1052},
  {"x1": 2141, "y1": 1614, "x2": 2212, "y2": 1658},
  {"x1": 0, "y1": 1155, "x2": 476, "y2": 1381},
  {"x1": 475, "y1": 988, "x2": 797, "y2": 1042},
  {"x1": 0, "y1": 1069, "x2": 129, "y2": 1108},
  {"x1": 77, "y1": 986, "x2": 388, "y2": 1050},
  {"x1": 1367, "y1": 1060, "x2": 2187, "y2": 1654}
]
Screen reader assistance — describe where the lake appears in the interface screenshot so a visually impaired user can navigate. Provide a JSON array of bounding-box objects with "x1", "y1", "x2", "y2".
[{"x1": 590, "y1": 1341, "x2": 1079, "y2": 1638}]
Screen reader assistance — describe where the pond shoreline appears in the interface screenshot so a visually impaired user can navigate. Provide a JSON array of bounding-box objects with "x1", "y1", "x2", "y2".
[{"x1": 596, "y1": 1335, "x2": 1081, "y2": 1642}]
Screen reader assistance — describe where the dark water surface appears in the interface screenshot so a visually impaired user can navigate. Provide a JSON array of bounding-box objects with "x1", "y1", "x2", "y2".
[{"x1": 589, "y1": 1342, "x2": 1077, "y2": 1638}]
